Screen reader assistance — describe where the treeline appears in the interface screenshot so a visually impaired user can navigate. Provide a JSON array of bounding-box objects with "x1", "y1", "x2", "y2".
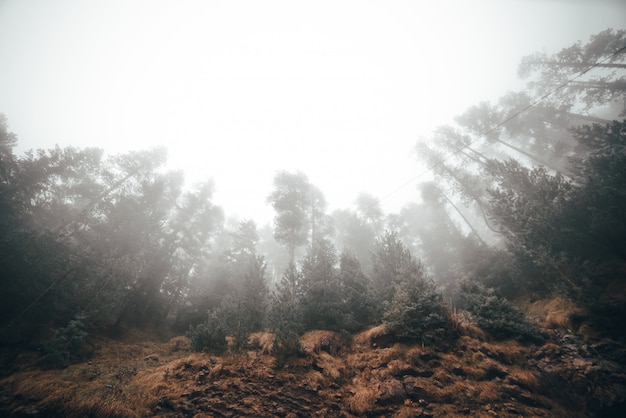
[{"x1": 1, "y1": 29, "x2": 625, "y2": 366}]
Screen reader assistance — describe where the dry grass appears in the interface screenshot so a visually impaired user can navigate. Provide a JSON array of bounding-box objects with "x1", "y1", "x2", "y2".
[
  {"x1": 438, "y1": 380, "x2": 478, "y2": 404},
  {"x1": 524, "y1": 297, "x2": 586, "y2": 330},
  {"x1": 126, "y1": 366, "x2": 174, "y2": 409},
  {"x1": 459, "y1": 362, "x2": 489, "y2": 380},
  {"x1": 436, "y1": 352, "x2": 458, "y2": 369},
  {"x1": 379, "y1": 344, "x2": 410, "y2": 365},
  {"x1": 229, "y1": 350, "x2": 277, "y2": 379},
  {"x1": 395, "y1": 403, "x2": 424, "y2": 418},
  {"x1": 479, "y1": 340, "x2": 526, "y2": 365},
  {"x1": 168, "y1": 336, "x2": 192, "y2": 353},
  {"x1": 477, "y1": 380, "x2": 501, "y2": 403},
  {"x1": 354, "y1": 324, "x2": 387, "y2": 347},
  {"x1": 456, "y1": 318, "x2": 488, "y2": 340},
  {"x1": 5, "y1": 369, "x2": 147, "y2": 417},
  {"x1": 248, "y1": 331, "x2": 275, "y2": 354},
  {"x1": 577, "y1": 322, "x2": 600, "y2": 340},
  {"x1": 315, "y1": 351, "x2": 344, "y2": 380},
  {"x1": 507, "y1": 367, "x2": 539, "y2": 391},
  {"x1": 534, "y1": 342, "x2": 560, "y2": 359},
  {"x1": 345, "y1": 378, "x2": 377, "y2": 415},
  {"x1": 298, "y1": 332, "x2": 347, "y2": 381},
  {"x1": 300, "y1": 330, "x2": 344, "y2": 355},
  {"x1": 403, "y1": 346, "x2": 424, "y2": 365},
  {"x1": 471, "y1": 350, "x2": 487, "y2": 363},
  {"x1": 304, "y1": 370, "x2": 327, "y2": 390},
  {"x1": 169, "y1": 352, "x2": 208, "y2": 373},
  {"x1": 0, "y1": 334, "x2": 214, "y2": 418},
  {"x1": 0, "y1": 322, "x2": 581, "y2": 417},
  {"x1": 345, "y1": 350, "x2": 378, "y2": 373}
]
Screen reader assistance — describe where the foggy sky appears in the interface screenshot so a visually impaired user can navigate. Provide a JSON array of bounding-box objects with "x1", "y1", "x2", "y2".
[{"x1": 0, "y1": 0, "x2": 624, "y2": 224}]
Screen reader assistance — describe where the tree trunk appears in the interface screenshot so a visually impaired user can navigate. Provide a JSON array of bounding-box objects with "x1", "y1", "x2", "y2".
[
  {"x1": 440, "y1": 192, "x2": 487, "y2": 246},
  {"x1": 527, "y1": 61, "x2": 626, "y2": 70},
  {"x1": 565, "y1": 112, "x2": 613, "y2": 125},
  {"x1": 489, "y1": 135, "x2": 572, "y2": 178}
]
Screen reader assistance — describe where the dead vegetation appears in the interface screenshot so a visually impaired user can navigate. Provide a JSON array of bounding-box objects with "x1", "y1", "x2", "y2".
[
  {"x1": 247, "y1": 331, "x2": 275, "y2": 355},
  {"x1": 1, "y1": 307, "x2": 624, "y2": 417},
  {"x1": 524, "y1": 296, "x2": 588, "y2": 331}
]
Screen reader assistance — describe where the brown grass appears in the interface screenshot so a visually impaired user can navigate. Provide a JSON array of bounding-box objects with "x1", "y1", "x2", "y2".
[
  {"x1": 304, "y1": 370, "x2": 327, "y2": 390},
  {"x1": 479, "y1": 340, "x2": 526, "y2": 365},
  {"x1": 168, "y1": 336, "x2": 192, "y2": 353},
  {"x1": 5, "y1": 369, "x2": 147, "y2": 417},
  {"x1": 477, "y1": 380, "x2": 501, "y2": 403},
  {"x1": 169, "y1": 352, "x2": 208, "y2": 373},
  {"x1": 438, "y1": 380, "x2": 478, "y2": 405},
  {"x1": 0, "y1": 335, "x2": 218, "y2": 418},
  {"x1": 229, "y1": 350, "x2": 277, "y2": 379},
  {"x1": 395, "y1": 403, "x2": 424, "y2": 418},
  {"x1": 354, "y1": 324, "x2": 387, "y2": 347},
  {"x1": 452, "y1": 311, "x2": 488, "y2": 341},
  {"x1": 577, "y1": 322, "x2": 599, "y2": 340},
  {"x1": 534, "y1": 342, "x2": 561, "y2": 359},
  {"x1": 315, "y1": 351, "x2": 344, "y2": 380},
  {"x1": 507, "y1": 367, "x2": 539, "y2": 391},
  {"x1": 402, "y1": 346, "x2": 424, "y2": 365},
  {"x1": 0, "y1": 323, "x2": 581, "y2": 417},
  {"x1": 456, "y1": 319, "x2": 488, "y2": 340},
  {"x1": 248, "y1": 331, "x2": 275, "y2": 354},
  {"x1": 460, "y1": 362, "x2": 489, "y2": 380},
  {"x1": 300, "y1": 330, "x2": 344, "y2": 355},
  {"x1": 524, "y1": 297, "x2": 586, "y2": 330},
  {"x1": 345, "y1": 378, "x2": 377, "y2": 415},
  {"x1": 297, "y1": 333, "x2": 347, "y2": 382},
  {"x1": 436, "y1": 352, "x2": 458, "y2": 369}
]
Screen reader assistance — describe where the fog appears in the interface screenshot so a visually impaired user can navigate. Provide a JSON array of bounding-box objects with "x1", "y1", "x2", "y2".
[
  {"x1": 1, "y1": 0, "x2": 623, "y2": 223},
  {"x1": 2, "y1": 5, "x2": 626, "y2": 414}
]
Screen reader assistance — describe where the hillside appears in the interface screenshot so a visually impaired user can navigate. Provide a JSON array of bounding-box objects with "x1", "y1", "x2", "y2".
[
  {"x1": 1, "y1": 28, "x2": 625, "y2": 418},
  {"x1": 2, "y1": 299, "x2": 625, "y2": 418}
]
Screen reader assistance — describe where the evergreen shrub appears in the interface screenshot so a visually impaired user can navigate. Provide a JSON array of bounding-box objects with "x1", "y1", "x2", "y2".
[
  {"x1": 186, "y1": 316, "x2": 228, "y2": 353},
  {"x1": 383, "y1": 269, "x2": 455, "y2": 345},
  {"x1": 458, "y1": 278, "x2": 543, "y2": 342},
  {"x1": 39, "y1": 314, "x2": 92, "y2": 368}
]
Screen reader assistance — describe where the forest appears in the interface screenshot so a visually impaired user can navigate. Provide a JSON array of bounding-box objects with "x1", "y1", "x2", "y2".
[{"x1": 1, "y1": 29, "x2": 625, "y2": 417}]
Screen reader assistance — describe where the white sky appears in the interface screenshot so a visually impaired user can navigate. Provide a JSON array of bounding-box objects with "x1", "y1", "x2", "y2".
[{"x1": 1, "y1": 0, "x2": 624, "y2": 224}]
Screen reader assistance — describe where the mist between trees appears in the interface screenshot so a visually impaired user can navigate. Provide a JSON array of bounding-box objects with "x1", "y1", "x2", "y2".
[{"x1": 1, "y1": 29, "x2": 624, "y2": 365}]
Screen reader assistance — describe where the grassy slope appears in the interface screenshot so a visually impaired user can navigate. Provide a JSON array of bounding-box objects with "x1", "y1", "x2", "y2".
[{"x1": 1, "y1": 300, "x2": 625, "y2": 417}]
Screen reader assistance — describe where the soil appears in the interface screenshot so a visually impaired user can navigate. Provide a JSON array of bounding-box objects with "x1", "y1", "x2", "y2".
[{"x1": 1, "y1": 324, "x2": 625, "y2": 417}]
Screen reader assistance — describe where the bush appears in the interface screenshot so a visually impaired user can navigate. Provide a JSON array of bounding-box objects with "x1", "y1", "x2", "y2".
[
  {"x1": 186, "y1": 312, "x2": 228, "y2": 353},
  {"x1": 186, "y1": 294, "x2": 255, "y2": 353},
  {"x1": 39, "y1": 314, "x2": 92, "y2": 368},
  {"x1": 458, "y1": 278, "x2": 543, "y2": 342},
  {"x1": 383, "y1": 265, "x2": 454, "y2": 345},
  {"x1": 268, "y1": 298, "x2": 303, "y2": 358},
  {"x1": 267, "y1": 265, "x2": 305, "y2": 358}
]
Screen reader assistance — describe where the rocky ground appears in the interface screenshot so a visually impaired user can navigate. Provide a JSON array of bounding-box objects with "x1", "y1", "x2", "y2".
[{"x1": 1, "y1": 304, "x2": 625, "y2": 417}]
